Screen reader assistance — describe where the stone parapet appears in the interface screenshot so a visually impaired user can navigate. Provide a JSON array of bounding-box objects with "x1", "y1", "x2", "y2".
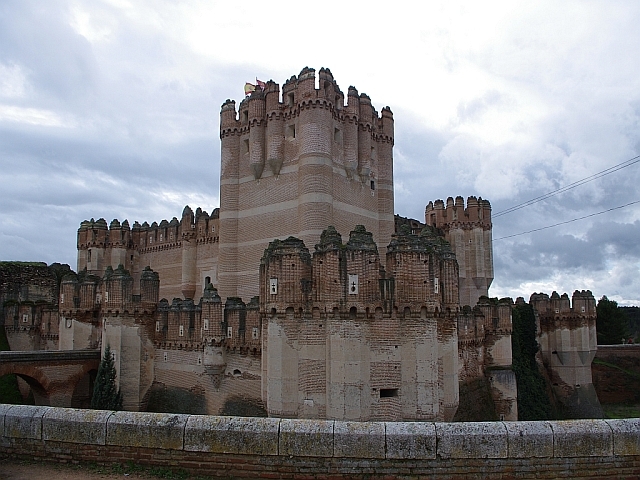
[{"x1": 1, "y1": 405, "x2": 639, "y2": 478}]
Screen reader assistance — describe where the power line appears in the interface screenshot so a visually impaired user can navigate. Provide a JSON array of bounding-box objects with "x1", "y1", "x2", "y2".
[
  {"x1": 493, "y1": 154, "x2": 640, "y2": 218},
  {"x1": 494, "y1": 200, "x2": 640, "y2": 241}
]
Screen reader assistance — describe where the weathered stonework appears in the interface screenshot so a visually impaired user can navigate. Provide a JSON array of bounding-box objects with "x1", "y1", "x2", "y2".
[
  {"x1": 3, "y1": 405, "x2": 640, "y2": 479},
  {"x1": 530, "y1": 290, "x2": 603, "y2": 418}
]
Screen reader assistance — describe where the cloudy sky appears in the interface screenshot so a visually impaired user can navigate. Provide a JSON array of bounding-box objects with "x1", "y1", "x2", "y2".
[{"x1": 1, "y1": 1, "x2": 640, "y2": 305}]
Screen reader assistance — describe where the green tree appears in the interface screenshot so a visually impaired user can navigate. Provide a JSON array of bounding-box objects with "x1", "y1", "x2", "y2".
[
  {"x1": 91, "y1": 344, "x2": 123, "y2": 410},
  {"x1": 596, "y1": 296, "x2": 629, "y2": 345},
  {"x1": 511, "y1": 302, "x2": 554, "y2": 420}
]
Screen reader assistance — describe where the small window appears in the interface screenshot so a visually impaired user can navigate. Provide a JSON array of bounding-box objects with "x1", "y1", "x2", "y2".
[
  {"x1": 164, "y1": 352, "x2": 168, "y2": 362},
  {"x1": 252, "y1": 327, "x2": 259, "y2": 340},
  {"x1": 242, "y1": 139, "x2": 249, "y2": 154},
  {"x1": 434, "y1": 278, "x2": 439, "y2": 294},
  {"x1": 370, "y1": 180, "x2": 375, "y2": 190},
  {"x1": 179, "y1": 325, "x2": 184, "y2": 337},
  {"x1": 270, "y1": 278, "x2": 278, "y2": 295},
  {"x1": 227, "y1": 326, "x2": 233, "y2": 338},
  {"x1": 242, "y1": 110, "x2": 248, "y2": 122},
  {"x1": 159, "y1": 233, "x2": 163, "y2": 242},
  {"x1": 105, "y1": 292, "x2": 109, "y2": 302},
  {"x1": 287, "y1": 92, "x2": 294, "y2": 106},
  {"x1": 60, "y1": 293, "x2": 64, "y2": 304},
  {"x1": 22, "y1": 314, "x2": 28, "y2": 323},
  {"x1": 581, "y1": 306, "x2": 585, "y2": 313},
  {"x1": 348, "y1": 274, "x2": 358, "y2": 295},
  {"x1": 149, "y1": 235, "x2": 153, "y2": 244},
  {"x1": 198, "y1": 356, "x2": 202, "y2": 365},
  {"x1": 380, "y1": 388, "x2": 398, "y2": 398},
  {"x1": 286, "y1": 124, "x2": 296, "y2": 139},
  {"x1": 205, "y1": 276, "x2": 211, "y2": 285},
  {"x1": 155, "y1": 321, "x2": 160, "y2": 332},
  {"x1": 87, "y1": 249, "x2": 92, "y2": 262},
  {"x1": 203, "y1": 318, "x2": 209, "y2": 331}
]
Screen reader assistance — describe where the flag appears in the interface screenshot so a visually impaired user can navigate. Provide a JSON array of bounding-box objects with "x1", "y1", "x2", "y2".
[
  {"x1": 256, "y1": 78, "x2": 266, "y2": 91},
  {"x1": 244, "y1": 82, "x2": 256, "y2": 96}
]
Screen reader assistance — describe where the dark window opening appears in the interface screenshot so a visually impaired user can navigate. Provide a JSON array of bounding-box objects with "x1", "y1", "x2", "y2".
[
  {"x1": 380, "y1": 388, "x2": 398, "y2": 398},
  {"x1": 370, "y1": 180, "x2": 375, "y2": 190},
  {"x1": 242, "y1": 111, "x2": 248, "y2": 122},
  {"x1": 205, "y1": 276, "x2": 211, "y2": 285}
]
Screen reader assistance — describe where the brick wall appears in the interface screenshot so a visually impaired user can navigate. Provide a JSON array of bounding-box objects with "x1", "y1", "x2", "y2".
[{"x1": 1, "y1": 404, "x2": 639, "y2": 479}]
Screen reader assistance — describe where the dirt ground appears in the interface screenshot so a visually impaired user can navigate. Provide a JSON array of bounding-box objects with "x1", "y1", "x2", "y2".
[{"x1": 0, "y1": 459, "x2": 159, "y2": 480}]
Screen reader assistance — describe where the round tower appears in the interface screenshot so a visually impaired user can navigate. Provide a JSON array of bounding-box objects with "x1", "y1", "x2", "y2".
[
  {"x1": 218, "y1": 100, "x2": 241, "y2": 300},
  {"x1": 181, "y1": 206, "x2": 197, "y2": 300},
  {"x1": 296, "y1": 67, "x2": 334, "y2": 250},
  {"x1": 248, "y1": 89, "x2": 266, "y2": 179}
]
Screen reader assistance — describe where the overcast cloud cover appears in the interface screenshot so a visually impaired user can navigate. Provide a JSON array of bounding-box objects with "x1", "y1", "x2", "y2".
[{"x1": 1, "y1": 1, "x2": 640, "y2": 304}]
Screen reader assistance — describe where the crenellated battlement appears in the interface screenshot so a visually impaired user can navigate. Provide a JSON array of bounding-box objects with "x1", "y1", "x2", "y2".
[
  {"x1": 425, "y1": 196, "x2": 492, "y2": 230},
  {"x1": 219, "y1": 66, "x2": 393, "y2": 143},
  {"x1": 530, "y1": 290, "x2": 601, "y2": 418},
  {"x1": 424, "y1": 196, "x2": 493, "y2": 307}
]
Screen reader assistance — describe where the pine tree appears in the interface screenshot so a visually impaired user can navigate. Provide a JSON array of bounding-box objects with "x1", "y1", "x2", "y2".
[{"x1": 91, "y1": 344, "x2": 123, "y2": 410}]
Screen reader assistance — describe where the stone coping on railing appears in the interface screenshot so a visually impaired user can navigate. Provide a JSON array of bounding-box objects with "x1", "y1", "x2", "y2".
[
  {"x1": 0, "y1": 350, "x2": 101, "y2": 362},
  {"x1": 1, "y1": 404, "x2": 639, "y2": 460}
]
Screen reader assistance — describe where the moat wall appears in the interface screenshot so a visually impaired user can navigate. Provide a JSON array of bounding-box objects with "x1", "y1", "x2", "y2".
[{"x1": 1, "y1": 404, "x2": 639, "y2": 479}]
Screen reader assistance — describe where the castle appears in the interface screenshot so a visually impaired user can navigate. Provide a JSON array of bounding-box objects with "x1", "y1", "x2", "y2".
[{"x1": 0, "y1": 68, "x2": 602, "y2": 421}]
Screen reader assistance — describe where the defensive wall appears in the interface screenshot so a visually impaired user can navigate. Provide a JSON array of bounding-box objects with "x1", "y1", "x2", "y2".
[{"x1": 1, "y1": 404, "x2": 639, "y2": 479}]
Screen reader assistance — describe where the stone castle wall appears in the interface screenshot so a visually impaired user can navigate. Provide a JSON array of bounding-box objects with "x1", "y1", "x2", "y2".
[{"x1": 2, "y1": 404, "x2": 639, "y2": 479}]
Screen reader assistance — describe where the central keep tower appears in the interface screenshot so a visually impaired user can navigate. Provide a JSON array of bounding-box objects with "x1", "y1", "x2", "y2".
[{"x1": 218, "y1": 67, "x2": 394, "y2": 300}]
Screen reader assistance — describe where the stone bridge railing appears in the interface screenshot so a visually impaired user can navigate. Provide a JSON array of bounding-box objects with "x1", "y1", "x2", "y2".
[
  {"x1": 1, "y1": 404, "x2": 639, "y2": 479},
  {"x1": 0, "y1": 349, "x2": 101, "y2": 363}
]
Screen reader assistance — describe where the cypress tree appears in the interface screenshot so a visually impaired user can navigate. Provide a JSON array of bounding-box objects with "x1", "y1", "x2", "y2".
[{"x1": 91, "y1": 344, "x2": 123, "y2": 410}]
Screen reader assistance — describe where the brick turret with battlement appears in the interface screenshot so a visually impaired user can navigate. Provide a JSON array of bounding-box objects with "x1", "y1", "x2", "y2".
[
  {"x1": 425, "y1": 196, "x2": 493, "y2": 307},
  {"x1": 259, "y1": 224, "x2": 513, "y2": 421},
  {"x1": 530, "y1": 290, "x2": 603, "y2": 418},
  {"x1": 219, "y1": 67, "x2": 395, "y2": 301},
  {"x1": 77, "y1": 207, "x2": 220, "y2": 303}
]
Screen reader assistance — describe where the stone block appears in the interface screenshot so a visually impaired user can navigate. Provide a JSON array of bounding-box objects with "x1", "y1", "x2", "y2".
[
  {"x1": 106, "y1": 411, "x2": 188, "y2": 450},
  {"x1": 0, "y1": 403, "x2": 13, "y2": 435},
  {"x1": 3, "y1": 405, "x2": 50, "y2": 440},
  {"x1": 551, "y1": 420, "x2": 612, "y2": 457},
  {"x1": 606, "y1": 418, "x2": 640, "y2": 456},
  {"x1": 334, "y1": 421, "x2": 385, "y2": 459},
  {"x1": 279, "y1": 418, "x2": 333, "y2": 457},
  {"x1": 385, "y1": 421, "x2": 436, "y2": 459},
  {"x1": 184, "y1": 415, "x2": 279, "y2": 455},
  {"x1": 435, "y1": 421, "x2": 507, "y2": 459},
  {"x1": 43, "y1": 407, "x2": 113, "y2": 445},
  {"x1": 504, "y1": 421, "x2": 553, "y2": 458}
]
